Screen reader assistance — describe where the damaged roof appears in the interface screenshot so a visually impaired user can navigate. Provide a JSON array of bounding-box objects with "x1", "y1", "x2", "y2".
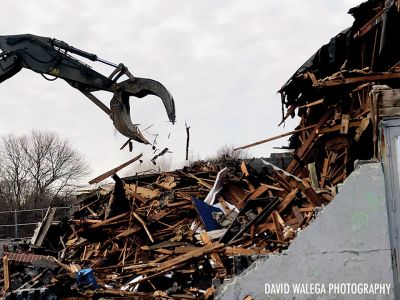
[{"x1": 279, "y1": 0, "x2": 400, "y2": 107}]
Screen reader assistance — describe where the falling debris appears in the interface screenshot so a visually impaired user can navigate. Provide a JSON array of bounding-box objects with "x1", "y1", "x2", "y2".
[
  {"x1": 185, "y1": 122, "x2": 191, "y2": 161},
  {"x1": 151, "y1": 147, "x2": 171, "y2": 165}
]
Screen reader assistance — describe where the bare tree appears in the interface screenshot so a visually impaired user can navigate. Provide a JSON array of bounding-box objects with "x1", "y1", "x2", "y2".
[{"x1": 0, "y1": 131, "x2": 89, "y2": 209}]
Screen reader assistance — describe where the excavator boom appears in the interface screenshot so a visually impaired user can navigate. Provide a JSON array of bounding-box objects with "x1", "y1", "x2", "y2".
[{"x1": 0, "y1": 34, "x2": 176, "y2": 144}]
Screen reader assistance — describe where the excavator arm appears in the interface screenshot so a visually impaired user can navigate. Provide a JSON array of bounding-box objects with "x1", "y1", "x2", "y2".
[{"x1": 0, "y1": 34, "x2": 176, "y2": 144}]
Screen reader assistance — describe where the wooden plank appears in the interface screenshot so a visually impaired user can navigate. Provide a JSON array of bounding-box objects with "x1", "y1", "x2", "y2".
[
  {"x1": 156, "y1": 176, "x2": 177, "y2": 190},
  {"x1": 340, "y1": 114, "x2": 350, "y2": 134},
  {"x1": 260, "y1": 183, "x2": 285, "y2": 192},
  {"x1": 277, "y1": 188, "x2": 298, "y2": 213},
  {"x1": 200, "y1": 233, "x2": 225, "y2": 269},
  {"x1": 224, "y1": 247, "x2": 269, "y2": 256},
  {"x1": 376, "y1": 88, "x2": 400, "y2": 102},
  {"x1": 31, "y1": 207, "x2": 57, "y2": 247},
  {"x1": 278, "y1": 104, "x2": 296, "y2": 126},
  {"x1": 256, "y1": 222, "x2": 275, "y2": 234},
  {"x1": 204, "y1": 287, "x2": 215, "y2": 300},
  {"x1": 89, "y1": 212, "x2": 129, "y2": 230},
  {"x1": 185, "y1": 173, "x2": 213, "y2": 189},
  {"x1": 307, "y1": 71, "x2": 318, "y2": 85},
  {"x1": 272, "y1": 172, "x2": 292, "y2": 192},
  {"x1": 355, "y1": 117, "x2": 370, "y2": 142},
  {"x1": 307, "y1": 162, "x2": 319, "y2": 189},
  {"x1": 380, "y1": 99, "x2": 400, "y2": 108},
  {"x1": 234, "y1": 124, "x2": 319, "y2": 150},
  {"x1": 286, "y1": 112, "x2": 330, "y2": 174},
  {"x1": 241, "y1": 161, "x2": 249, "y2": 177},
  {"x1": 174, "y1": 246, "x2": 198, "y2": 254},
  {"x1": 248, "y1": 185, "x2": 269, "y2": 200},
  {"x1": 125, "y1": 184, "x2": 160, "y2": 200},
  {"x1": 115, "y1": 226, "x2": 141, "y2": 239},
  {"x1": 299, "y1": 180, "x2": 323, "y2": 206},
  {"x1": 353, "y1": 8, "x2": 385, "y2": 39},
  {"x1": 379, "y1": 107, "x2": 400, "y2": 117},
  {"x1": 89, "y1": 154, "x2": 143, "y2": 184},
  {"x1": 292, "y1": 206, "x2": 304, "y2": 226},
  {"x1": 317, "y1": 120, "x2": 362, "y2": 134},
  {"x1": 3, "y1": 255, "x2": 10, "y2": 292},
  {"x1": 133, "y1": 211, "x2": 154, "y2": 243},
  {"x1": 272, "y1": 210, "x2": 283, "y2": 242},
  {"x1": 319, "y1": 157, "x2": 330, "y2": 187},
  {"x1": 143, "y1": 243, "x2": 224, "y2": 274},
  {"x1": 315, "y1": 72, "x2": 400, "y2": 88},
  {"x1": 299, "y1": 99, "x2": 324, "y2": 109}
]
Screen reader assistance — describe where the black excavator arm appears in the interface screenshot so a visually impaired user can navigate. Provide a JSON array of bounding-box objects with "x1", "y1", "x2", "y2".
[{"x1": 0, "y1": 34, "x2": 176, "y2": 144}]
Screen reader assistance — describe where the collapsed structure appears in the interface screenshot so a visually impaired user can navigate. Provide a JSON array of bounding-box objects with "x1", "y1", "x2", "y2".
[{"x1": 1, "y1": 0, "x2": 400, "y2": 299}]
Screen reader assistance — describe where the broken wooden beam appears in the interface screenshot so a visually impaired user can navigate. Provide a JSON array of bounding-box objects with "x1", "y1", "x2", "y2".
[{"x1": 89, "y1": 153, "x2": 143, "y2": 184}]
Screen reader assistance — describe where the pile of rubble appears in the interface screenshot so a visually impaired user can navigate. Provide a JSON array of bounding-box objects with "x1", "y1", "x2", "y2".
[
  {"x1": 2, "y1": 0, "x2": 400, "y2": 299},
  {"x1": 1, "y1": 158, "x2": 332, "y2": 299}
]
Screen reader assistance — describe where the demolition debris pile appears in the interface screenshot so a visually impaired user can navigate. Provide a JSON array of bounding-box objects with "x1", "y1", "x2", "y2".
[
  {"x1": 2, "y1": 158, "x2": 332, "y2": 299},
  {"x1": 2, "y1": 0, "x2": 400, "y2": 299}
]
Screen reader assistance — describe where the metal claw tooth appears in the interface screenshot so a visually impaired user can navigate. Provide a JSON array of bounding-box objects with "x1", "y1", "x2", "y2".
[
  {"x1": 121, "y1": 77, "x2": 176, "y2": 124},
  {"x1": 110, "y1": 92, "x2": 150, "y2": 144}
]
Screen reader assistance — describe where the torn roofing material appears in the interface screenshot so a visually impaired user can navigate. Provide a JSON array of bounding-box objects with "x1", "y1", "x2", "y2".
[{"x1": 279, "y1": 0, "x2": 400, "y2": 107}]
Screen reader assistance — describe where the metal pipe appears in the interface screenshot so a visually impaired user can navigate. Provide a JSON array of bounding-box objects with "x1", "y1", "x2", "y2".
[
  {"x1": 14, "y1": 210, "x2": 18, "y2": 238},
  {"x1": 97, "y1": 57, "x2": 118, "y2": 68}
]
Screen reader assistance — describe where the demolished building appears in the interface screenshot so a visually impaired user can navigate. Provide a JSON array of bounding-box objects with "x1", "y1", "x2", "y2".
[{"x1": 2, "y1": 0, "x2": 400, "y2": 299}]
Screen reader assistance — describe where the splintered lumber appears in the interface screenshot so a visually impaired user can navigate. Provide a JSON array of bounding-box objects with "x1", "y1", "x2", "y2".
[
  {"x1": 286, "y1": 112, "x2": 331, "y2": 174},
  {"x1": 6, "y1": 158, "x2": 328, "y2": 297},
  {"x1": 87, "y1": 212, "x2": 130, "y2": 230},
  {"x1": 204, "y1": 287, "x2": 215, "y2": 300},
  {"x1": 200, "y1": 233, "x2": 225, "y2": 270},
  {"x1": 340, "y1": 114, "x2": 350, "y2": 134},
  {"x1": 241, "y1": 161, "x2": 250, "y2": 177},
  {"x1": 272, "y1": 211, "x2": 283, "y2": 242},
  {"x1": 277, "y1": 188, "x2": 298, "y2": 213},
  {"x1": 299, "y1": 181, "x2": 322, "y2": 206},
  {"x1": 307, "y1": 163, "x2": 319, "y2": 189},
  {"x1": 144, "y1": 243, "x2": 224, "y2": 274},
  {"x1": 224, "y1": 247, "x2": 269, "y2": 256},
  {"x1": 125, "y1": 184, "x2": 160, "y2": 200},
  {"x1": 314, "y1": 72, "x2": 400, "y2": 88},
  {"x1": 299, "y1": 98, "x2": 324, "y2": 109},
  {"x1": 292, "y1": 206, "x2": 304, "y2": 226},
  {"x1": 89, "y1": 153, "x2": 143, "y2": 184},
  {"x1": 317, "y1": 120, "x2": 362, "y2": 134},
  {"x1": 234, "y1": 124, "x2": 319, "y2": 150},
  {"x1": 248, "y1": 185, "x2": 269, "y2": 200},
  {"x1": 151, "y1": 147, "x2": 170, "y2": 164},
  {"x1": 132, "y1": 211, "x2": 154, "y2": 243}
]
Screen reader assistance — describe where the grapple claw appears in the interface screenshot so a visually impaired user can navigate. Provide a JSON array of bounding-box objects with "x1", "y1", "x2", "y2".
[
  {"x1": 108, "y1": 77, "x2": 175, "y2": 144},
  {"x1": 121, "y1": 77, "x2": 176, "y2": 124},
  {"x1": 110, "y1": 91, "x2": 150, "y2": 144}
]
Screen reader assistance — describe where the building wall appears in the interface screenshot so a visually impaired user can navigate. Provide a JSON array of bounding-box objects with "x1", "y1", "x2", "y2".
[{"x1": 217, "y1": 163, "x2": 394, "y2": 300}]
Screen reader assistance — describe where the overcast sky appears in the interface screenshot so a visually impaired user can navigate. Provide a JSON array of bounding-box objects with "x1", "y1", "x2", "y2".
[{"x1": 0, "y1": 0, "x2": 361, "y2": 183}]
